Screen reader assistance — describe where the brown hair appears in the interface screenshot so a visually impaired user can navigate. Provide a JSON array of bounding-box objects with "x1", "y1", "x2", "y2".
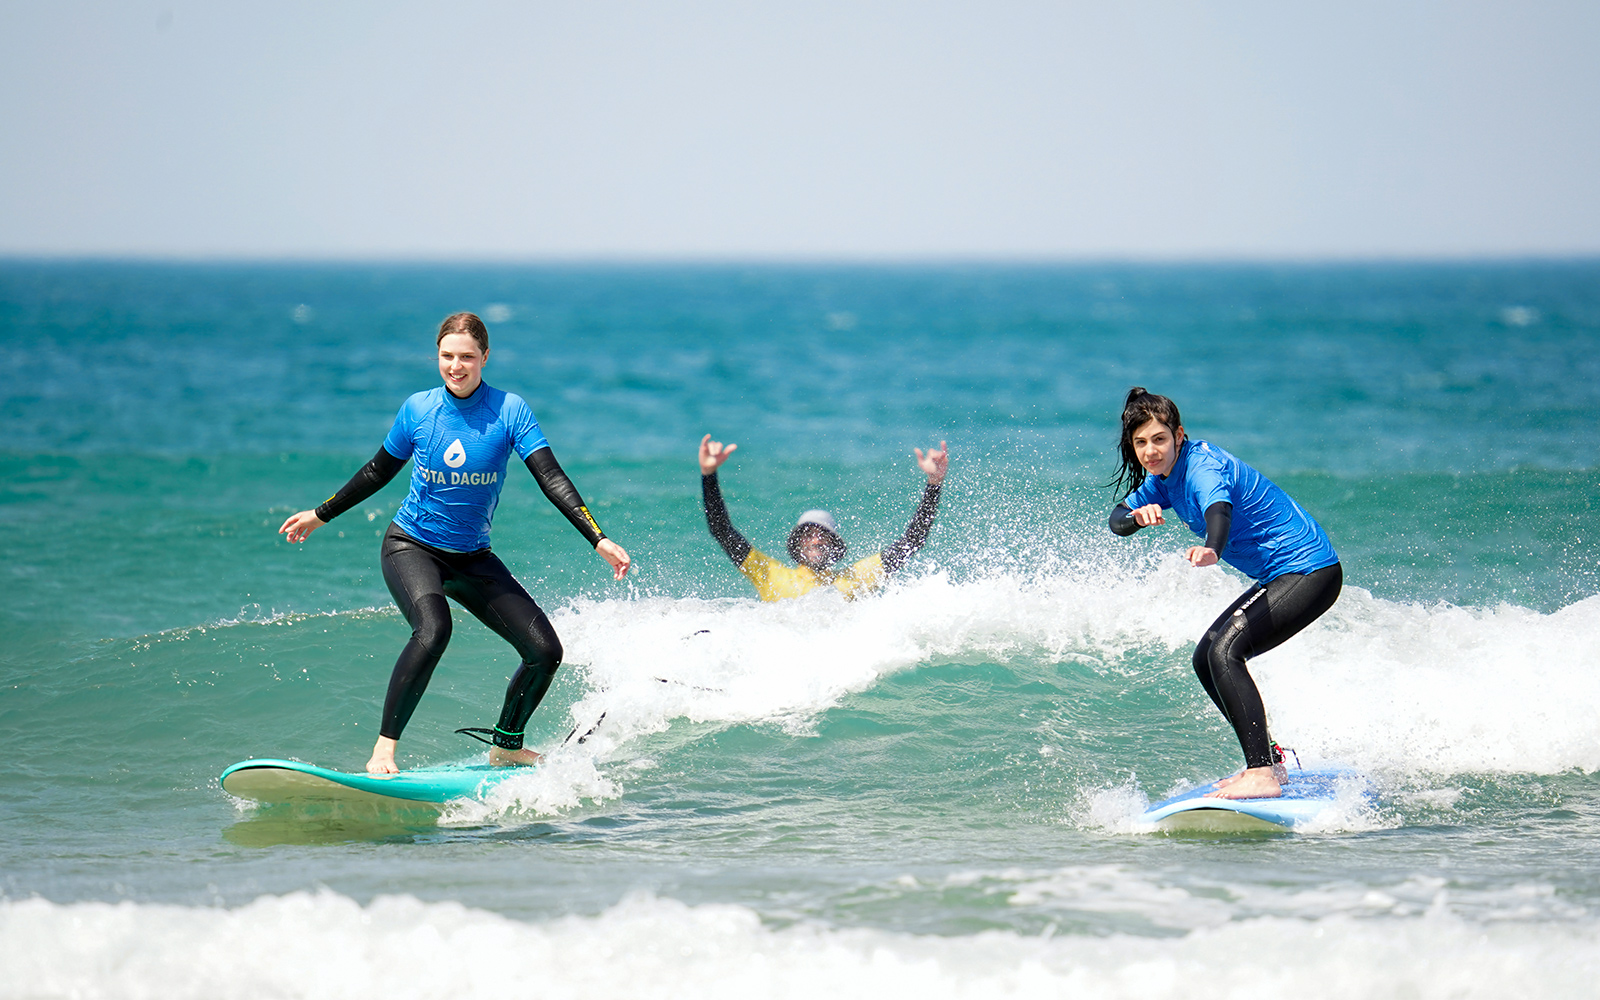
[
  {"x1": 437, "y1": 312, "x2": 489, "y2": 353},
  {"x1": 1111, "y1": 387, "x2": 1183, "y2": 499}
]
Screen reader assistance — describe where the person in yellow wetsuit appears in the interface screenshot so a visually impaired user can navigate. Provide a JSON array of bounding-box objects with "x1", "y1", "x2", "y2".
[{"x1": 698, "y1": 433, "x2": 949, "y2": 601}]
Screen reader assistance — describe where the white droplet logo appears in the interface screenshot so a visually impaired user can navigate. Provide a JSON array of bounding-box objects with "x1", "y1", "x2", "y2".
[{"x1": 443, "y1": 439, "x2": 467, "y2": 468}]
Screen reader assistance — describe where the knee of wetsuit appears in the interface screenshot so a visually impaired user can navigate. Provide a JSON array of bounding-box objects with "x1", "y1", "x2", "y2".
[
  {"x1": 506, "y1": 637, "x2": 563, "y2": 675},
  {"x1": 412, "y1": 611, "x2": 453, "y2": 658},
  {"x1": 1201, "y1": 612, "x2": 1251, "y2": 672},
  {"x1": 403, "y1": 592, "x2": 452, "y2": 652}
]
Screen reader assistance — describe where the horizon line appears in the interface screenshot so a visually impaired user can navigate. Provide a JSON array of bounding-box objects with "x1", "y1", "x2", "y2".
[{"x1": 3, "y1": 251, "x2": 1599, "y2": 268}]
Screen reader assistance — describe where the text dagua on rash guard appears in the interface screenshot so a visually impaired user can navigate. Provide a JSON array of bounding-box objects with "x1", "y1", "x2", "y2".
[{"x1": 383, "y1": 383, "x2": 550, "y2": 553}]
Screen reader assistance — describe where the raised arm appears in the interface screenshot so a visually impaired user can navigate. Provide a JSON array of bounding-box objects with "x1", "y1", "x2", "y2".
[
  {"x1": 526, "y1": 447, "x2": 631, "y2": 579},
  {"x1": 699, "y1": 434, "x2": 751, "y2": 566},
  {"x1": 279, "y1": 446, "x2": 408, "y2": 543},
  {"x1": 883, "y1": 441, "x2": 948, "y2": 573}
]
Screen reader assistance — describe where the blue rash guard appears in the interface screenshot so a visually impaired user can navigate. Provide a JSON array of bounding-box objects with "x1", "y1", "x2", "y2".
[
  {"x1": 1123, "y1": 439, "x2": 1337, "y2": 583},
  {"x1": 382, "y1": 383, "x2": 550, "y2": 553}
]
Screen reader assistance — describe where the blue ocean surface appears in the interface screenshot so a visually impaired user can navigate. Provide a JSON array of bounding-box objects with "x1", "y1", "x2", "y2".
[{"x1": 2, "y1": 260, "x2": 1599, "y2": 997}]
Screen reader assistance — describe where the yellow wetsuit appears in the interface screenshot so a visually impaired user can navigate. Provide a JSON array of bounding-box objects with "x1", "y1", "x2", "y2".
[
  {"x1": 737, "y1": 548, "x2": 886, "y2": 602},
  {"x1": 702, "y1": 469, "x2": 942, "y2": 602}
]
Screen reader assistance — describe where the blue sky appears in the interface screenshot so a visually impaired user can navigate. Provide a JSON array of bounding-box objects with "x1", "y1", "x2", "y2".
[{"x1": 2, "y1": 1, "x2": 1596, "y2": 258}]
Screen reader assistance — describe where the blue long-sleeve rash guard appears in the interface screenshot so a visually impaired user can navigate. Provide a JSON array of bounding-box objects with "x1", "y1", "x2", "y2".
[
  {"x1": 1121, "y1": 439, "x2": 1338, "y2": 583},
  {"x1": 313, "y1": 382, "x2": 605, "y2": 553},
  {"x1": 383, "y1": 383, "x2": 550, "y2": 552}
]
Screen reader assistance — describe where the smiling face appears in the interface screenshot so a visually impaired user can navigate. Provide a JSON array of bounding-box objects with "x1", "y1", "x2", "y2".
[
  {"x1": 1131, "y1": 417, "x2": 1185, "y2": 478},
  {"x1": 438, "y1": 333, "x2": 487, "y2": 398},
  {"x1": 794, "y1": 526, "x2": 840, "y2": 571},
  {"x1": 787, "y1": 521, "x2": 847, "y2": 571}
]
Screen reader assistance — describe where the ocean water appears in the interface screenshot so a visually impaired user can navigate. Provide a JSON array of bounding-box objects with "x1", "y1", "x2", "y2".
[{"x1": 2, "y1": 260, "x2": 1598, "y2": 998}]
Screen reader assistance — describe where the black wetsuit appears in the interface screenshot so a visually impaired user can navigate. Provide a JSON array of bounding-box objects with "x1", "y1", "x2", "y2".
[
  {"x1": 1110, "y1": 439, "x2": 1342, "y2": 770},
  {"x1": 1189, "y1": 562, "x2": 1343, "y2": 767},
  {"x1": 317, "y1": 438, "x2": 603, "y2": 751}
]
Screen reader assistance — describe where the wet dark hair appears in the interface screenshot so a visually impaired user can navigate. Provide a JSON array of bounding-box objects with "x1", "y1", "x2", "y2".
[
  {"x1": 437, "y1": 312, "x2": 489, "y2": 353},
  {"x1": 1110, "y1": 387, "x2": 1183, "y2": 499}
]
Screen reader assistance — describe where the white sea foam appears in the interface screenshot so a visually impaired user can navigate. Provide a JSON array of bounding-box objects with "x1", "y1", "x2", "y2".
[
  {"x1": 2, "y1": 888, "x2": 1596, "y2": 1000},
  {"x1": 547, "y1": 562, "x2": 1600, "y2": 768},
  {"x1": 1252, "y1": 588, "x2": 1600, "y2": 775},
  {"x1": 258, "y1": 559, "x2": 1598, "y2": 823},
  {"x1": 547, "y1": 555, "x2": 1243, "y2": 746}
]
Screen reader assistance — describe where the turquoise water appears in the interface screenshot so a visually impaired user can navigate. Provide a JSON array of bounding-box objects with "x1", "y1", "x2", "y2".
[{"x1": 3, "y1": 261, "x2": 1599, "y2": 996}]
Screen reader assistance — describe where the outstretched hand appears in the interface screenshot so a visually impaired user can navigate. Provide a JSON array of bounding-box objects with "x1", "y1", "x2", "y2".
[
  {"x1": 279, "y1": 510, "x2": 325, "y2": 543},
  {"x1": 597, "y1": 538, "x2": 632, "y2": 580},
  {"x1": 699, "y1": 433, "x2": 737, "y2": 476},
  {"x1": 914, "y1": 441, "x2": 949, "y2": 484},
  {"x1": 1130, "y1": 504, "x2": 1165, "y2": 528},
  {"x1": 1186, "y1": 546, "x2": 1218, "y2": 568}
]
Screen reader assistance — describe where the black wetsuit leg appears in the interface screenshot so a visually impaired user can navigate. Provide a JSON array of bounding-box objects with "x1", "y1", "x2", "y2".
[
  {"x1": 379, "y1": 524, "x2": 563, "y2": 749},
  {"x1": 1191, "y1": 562, "x2": 1343, "y2": 769}
]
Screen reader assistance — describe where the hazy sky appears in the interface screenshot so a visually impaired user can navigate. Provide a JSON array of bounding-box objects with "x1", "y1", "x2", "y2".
[{"x1": 2, "y1": 1, "x2": 1597, "y2": 259}]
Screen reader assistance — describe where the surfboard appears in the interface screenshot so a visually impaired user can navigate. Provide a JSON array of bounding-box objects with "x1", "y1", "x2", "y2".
[
  {"x1": 219, "y1": 758, "x2": 526, "y2": 808},
  {"x1": 1141, "y1": 765, "x2": 1374, "y2": 833}
]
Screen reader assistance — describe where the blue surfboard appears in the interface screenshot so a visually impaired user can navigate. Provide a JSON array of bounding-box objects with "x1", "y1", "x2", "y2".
[
  {"x1": 220, "y1": 758, "x2": 527, "y2": 808},
  {"x1": 1141, "y1": 765, "x2": 1374, "y2": 832}
]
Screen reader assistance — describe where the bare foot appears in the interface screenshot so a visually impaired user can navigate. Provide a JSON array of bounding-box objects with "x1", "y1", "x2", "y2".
[
  {"x1": 1215, "y1": 763, "x2": 1289, "y2": 789},
  {"x1": 1205, "y1": 766, "x2": 1282, "y2": 799},
  {"x1": 489, "y1": 747, "x2": 543, "y2": 767},
  {"x1": 367, "y1": 736, "x2": 399, "y2": 774}
]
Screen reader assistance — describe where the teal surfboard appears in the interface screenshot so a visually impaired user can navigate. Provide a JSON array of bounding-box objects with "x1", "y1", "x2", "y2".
[
  {"x1": 220, "y1": 758, "x2": 526, "y2": 808},
  {"x1": 1141, "y1": 765, "x2": 1374, "y2": 833}
]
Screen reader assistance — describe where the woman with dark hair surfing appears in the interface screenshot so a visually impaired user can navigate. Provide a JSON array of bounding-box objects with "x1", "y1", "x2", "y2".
[
  {"x1": 279, "y1": 312, "x2": 631, "y2": 774},
  {"x1": 1108, "y1": 388, "x2": 1341, "y2": 800}
]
